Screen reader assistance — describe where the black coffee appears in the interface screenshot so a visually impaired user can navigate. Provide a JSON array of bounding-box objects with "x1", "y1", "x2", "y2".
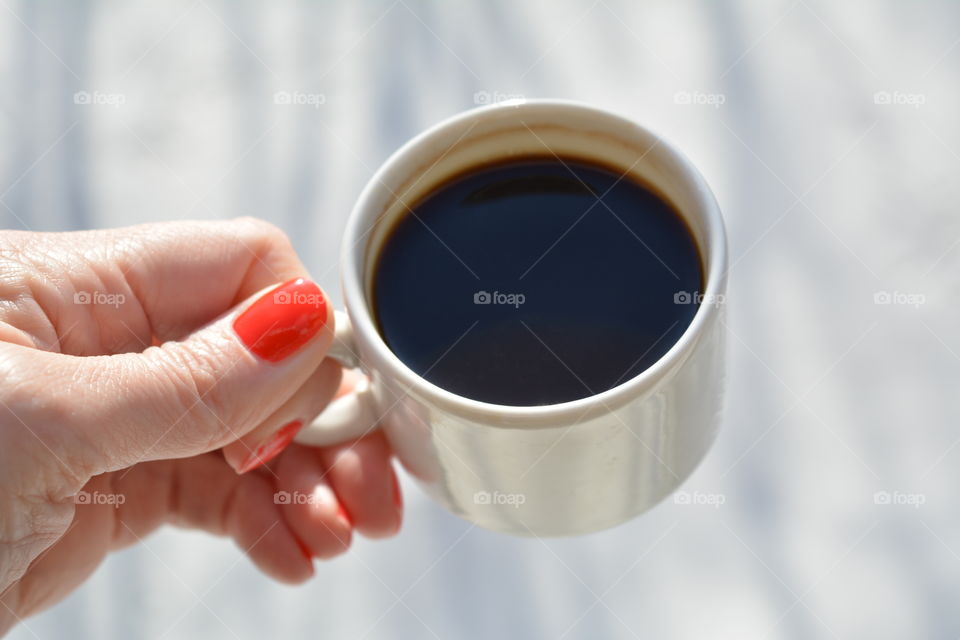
[{"x1": 373, "y1": 157, "x2": 703, "y2": 406}]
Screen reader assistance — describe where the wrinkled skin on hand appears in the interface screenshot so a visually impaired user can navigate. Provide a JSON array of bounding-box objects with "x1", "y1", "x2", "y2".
[{"x1": 0, "y1": 219, "x2": 401, "y2": 633}]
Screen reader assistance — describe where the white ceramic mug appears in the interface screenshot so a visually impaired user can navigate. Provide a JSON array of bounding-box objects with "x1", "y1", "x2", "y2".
[{"x1": 293, "y1": 100, "x2": 727, "y2": 537}]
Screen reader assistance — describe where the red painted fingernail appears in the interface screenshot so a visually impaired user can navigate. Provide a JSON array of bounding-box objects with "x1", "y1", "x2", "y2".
[
  {"x1": 391, "y1": 473, "x2": 403, "y2": 511},
  {"x1": 237, "y1": 420, "x2": 303, "y2": 473},
  {"x1": 233, "y1": 278, "x2": 327, "y2": 362},
  {"x1": 336, "y1": 503, "x2": 353, "y2": 528},
  {"x1": 294, "y1": 536, "x2": 314, "y2": 564}
]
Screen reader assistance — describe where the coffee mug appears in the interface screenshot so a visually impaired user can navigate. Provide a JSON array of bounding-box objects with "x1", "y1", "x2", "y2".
[{"x1": 293, "y1": 99, "x2": 728, "y2": 537}]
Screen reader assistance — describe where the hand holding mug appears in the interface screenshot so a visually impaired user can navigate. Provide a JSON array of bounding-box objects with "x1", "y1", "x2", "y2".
[
  {"x1": 0, "y1": 100, "x2": 727, "y2": 633},
  {"x1": 0, "y1": 219, "x2": 402, "y2": 631}
]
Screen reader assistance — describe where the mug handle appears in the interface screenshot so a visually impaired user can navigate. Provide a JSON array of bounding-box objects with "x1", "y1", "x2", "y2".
[{"x1": 292, "y1": 310, "x2": 380, "y2": 447}]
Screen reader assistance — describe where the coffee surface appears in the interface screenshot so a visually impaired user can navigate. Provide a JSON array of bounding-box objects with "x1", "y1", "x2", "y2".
[{"x1": 373, "y1": 157, "x2": 703, "y2": 406}]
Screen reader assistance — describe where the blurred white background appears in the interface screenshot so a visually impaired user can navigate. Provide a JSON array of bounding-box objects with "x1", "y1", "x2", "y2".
[{"x1": 2, "y1": 1, "x2": 959, "y2": 638}]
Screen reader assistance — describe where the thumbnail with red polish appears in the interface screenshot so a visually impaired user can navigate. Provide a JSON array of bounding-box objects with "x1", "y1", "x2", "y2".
[
  {"x1": 233, "y1": 278, "x2": 327, "y2": 362},
  {"x1": 391, "y1": 473, "x2": 403, "y2": 510}
]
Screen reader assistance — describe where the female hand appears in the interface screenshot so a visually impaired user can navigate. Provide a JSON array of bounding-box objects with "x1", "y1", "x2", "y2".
[{"x1": 0, "y1": 218, "x2": 402, "y2": 632}]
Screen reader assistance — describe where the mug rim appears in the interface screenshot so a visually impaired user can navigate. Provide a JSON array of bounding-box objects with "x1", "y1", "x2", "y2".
[{"x1": 340, "y1": 99, "x2": 727, "y2": 427}]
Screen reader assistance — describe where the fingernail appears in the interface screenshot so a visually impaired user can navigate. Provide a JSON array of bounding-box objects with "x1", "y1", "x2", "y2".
[
  {"x1": 237, "y1": 420, "x2": 303, "y2": 473},
  {"x1": 391, "y1": 473, "x2": 403, "y2": 511},
  {"x1": 336, "y1": 503, "x2": 353, "y2": 528},
  {"x1": 233, "y1": 278, "x2": 327, "y2": 362},
  {"x1": 294, "y1": 536, "x2": 314, "y2": 565}
]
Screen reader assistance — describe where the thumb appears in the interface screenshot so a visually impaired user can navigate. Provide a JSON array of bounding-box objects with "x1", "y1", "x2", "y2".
[{"x1": 46, "y1": 277, "x2": 334, "y2": 474}]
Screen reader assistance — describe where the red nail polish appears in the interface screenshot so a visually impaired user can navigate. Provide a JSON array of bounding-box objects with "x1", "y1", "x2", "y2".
[
  {"x1": 233, "y1": 278, "x2": 327, "y2": 362},
  {"x1": 391, "y1": 473, "x2": 403, "y2": 511},
  {"x1": 238, "y1": 420, "x2": 303, "y2": 473},
  {"x1": 294, "y1": 536, "x2": 314, "y2": 563},
  {"x1": 336, "y1": 503, "x2": 353, "y2": 528}
]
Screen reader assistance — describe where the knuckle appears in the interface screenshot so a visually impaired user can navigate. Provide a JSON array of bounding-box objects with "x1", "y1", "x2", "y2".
[
  {"x1": 231, "y1": 217, "x2": 301, "y2": 283},
  {"x1": 142, "y1": 342, "x2": 241, "y2": 451},
  {"x1": 0, "y1": 353, "x2": 99, "y2": 491},
  {"x1": 233, "y1": 217, "x2": 292, "y2": 249}
]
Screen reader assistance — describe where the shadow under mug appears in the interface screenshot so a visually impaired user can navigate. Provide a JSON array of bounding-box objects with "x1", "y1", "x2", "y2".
[{"x1": 293, "y1": 100, "x2": 728, "y2": 537}]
